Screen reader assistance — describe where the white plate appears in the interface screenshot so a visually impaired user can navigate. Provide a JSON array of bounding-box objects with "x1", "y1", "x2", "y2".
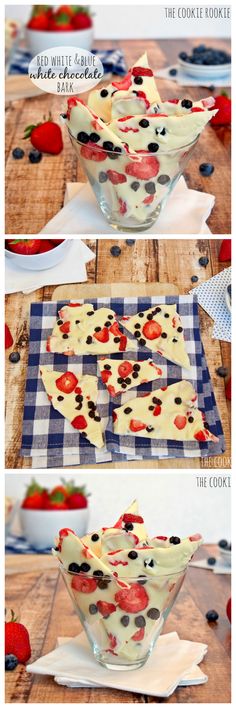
[{"x1": 178, "y1": 58, "x2": 231, "y2": 81}]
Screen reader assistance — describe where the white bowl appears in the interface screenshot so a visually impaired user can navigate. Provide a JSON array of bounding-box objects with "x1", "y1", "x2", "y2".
[
  {"x1": 19, "y1": 507, "x2": 89, "y2": 550},
  {"x1": 178, "y1": 58, "x2": 231, "y2": 81},
  {"x1": 219, "y1": 547, "x2": 231, "y2": 567},
  {"x1": 5, "y1": 239, "x2": 71, "y2": 271},
  {"x1": 25, "y1": 27, "x2": 93, "y2": 55}
]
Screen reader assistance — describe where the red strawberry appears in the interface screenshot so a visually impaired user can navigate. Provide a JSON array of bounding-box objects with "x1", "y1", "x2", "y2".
[
  {"x1": 112, "y1": 411, "x2": 118, "y2": 422},
  {"x1": 5, "y1": 611, "x2": 31, "y2": 663},
  {"x1": 48, "y1": 16, "x2": 73, "y2": 31},
  {"x1": 107, "y1": 170, "x2": 127, "y2": 185},
  {"x1": 226, "y1": 597, "x2": 231, "y2": 623},
  {"x1": 72, "y1": 11, "x2": 92, "y2": 29},
  {"x1": 132, "y1": 627, "x2": 145, "y2": 641},
  {"x1": 72, "y1": 576, "x2": 97, "y2": 593},
  {"x1": 49, "y1": 239, "x2": 65, "y2": 245},
  {"x1": 81, "y1": 143, "x2": 107, "y2": 162},
  {"x1": 71, "y1": 415, "x2": 87, "y2": 430},
  {"x1": 59, "y1": 528, "x2": 75, "y2": 538},
  {"x1": 225, "y1": 378, "x2": 231, "y2": 401},
  {"x1": 5, "y1": 324, "x2": 13, "y2": 349},
  {"x1": 118, "y1": 198, "x2": 127, "y2": 214},
  {"x1": 27, "y1": 14, "x2": 50, "y2": 30},
  {"x1": 112, "y1": 71, "x2": 132, "y2": 91},
  {"x1": 219, "y1": 239, "x2": 231, "y2": 262},
  {"x1": 119, "y1": 335, "x2": 127, "y2": 351},
  {"x1": 101, "y1": 369, "x2": 112, "y2": 384},
  {"x1": 59, "y1": 321, "x2": 70, "y2": 334},
  {"x1": 143, "y1": 320, "x2": 162, "y2": 340},
  {"x1": 125, "y1": 154, "x2": 159, "y2": 180},
  {"x1": 132, "y1": 66, "x2": 153, "y2": 77},
  {"x1": 118, "y1": 361, "x2": 133, "y2": 378},
  {"x1": 93, "y1": 327, "x2": 109, "y2": 343},
  {"x1": 50, "y1": 483, "x2": 68, "y2": 500},
  {"x1": 129, "y1": 419, "x2": 146, "y2": 433},
  {"x1": 24, "y1": 117, "x2": 63, "y2": 155},
  {"x1": 67, "y1": 493, "x2": 88, "y2": 509},
  {"x1": 97, "y1": 601, "x2": 116, "y2": 617},
  {"x1": 6, "y1": 239, "x2": 41, "y2": 255},
  {"x1": 45, "y1": 499, "x2": 68, "y2": 510},
  {"x1": 109, "y1": 322, "x2": 121, "y2": 336},
  {"x1": 210, "y1": 94, "x2": 231, "y2": 126},
  {"x1": 167, "y1": 99, "x2": 179, "y2": 104},
  {"x1": 67, "y1": 302, "x2": 82, "y2": 307},
  {"x1": 191, "y1": 107, "x2": 204, "y2": 113},
  {"x1": 123, "y1": 514, "x2": 144, "y2": 524},
  {"x1": 55, "y1": 5, "x2": 75, "y2": 18},
  {"x1": 56, "y1": 372, "x2": 78, "y2": 394},
  {"x1": 38, "y1": 239, "x2": 54, "y2": 253},
  {"x1": 174, "y1": 415, "x2": 187, "y2": 430},
  {"x1": 143, "y1": 194, "x2": 154, "y2": 205},
  {"x1": 22, "y1": 491, "x2": 45, "y2": 510},
  {"x1": 153, "y1": 405, "x2": 161, "y2": 416},
  {"x1": 115, "y1": 583, "x2": 149, "y2": 613},
  {"x1": 194, "y1": 429, "x2": 207, "y2": 441},
  {"x1": 107, "y1": 384, "x2": 116, "y2": 396}
]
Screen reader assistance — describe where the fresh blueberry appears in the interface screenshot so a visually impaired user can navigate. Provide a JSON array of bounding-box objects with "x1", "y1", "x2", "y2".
[
  {"x1": 181, "y1": 99, "x2": 193, "y2": 109},
  {"x1": 218, "y1": 539, "x2": 228, "y2": 548},
  {"x1": 90, "y1": 132, "x2": 100, "y2": 143},
  {"x1": 134, "y1": 76, "x2": 143, "y2": 85},
  {"x1": 198, "y1": 256, "x2": 209, "y2": 267},
  {"x1": 100, "y1": 89, "x2": 108, "y2": 97},
  {"x1": 206, "y1": 609, "x2": 219, "y2": 622},
  {"x1": 169, "y1": 68, "x2": 177, "y2": 76},
  {"x1": 199, "y1": 163, "x2": 214, "y2": 176},
  {"x1": 77, "y1": 131, "x2": 89, "y2": 144},
  {"x1": 179, "y1": 52, "x2": 188, "y2": 61},
  {"x1": 5, "y1": 654, "x2": 18, "y2": 671},
  {"x1": 99, "y1": 171, "x2": 108, "y2": 183},
  {"x1": 29, "y1": 149, "x2": 42, "y2": 164},
  {"x1": 12, "y1": 147, "x2": 24, "y2": 160},
  {"x1": 9, "y1": 351, "x2": 20, "y2": 363},
  {"x1": 131, "y1": 181, "x2": 140, "y2": 191},
  {"x1": 207, "y1": 557, "x2": 216, "y2": 565},
  {"x1": 215, "y1": 367, "x2": 228, "y2": 378},
  {"x1": 191, "y1": 275, "x2": 199, "y2": 283},
  {"x1": 126, "y1": 240, "x2": 135, "y2": 246},
  {"x1": 110, "y1": 245, "x2": 121, "y2": 257}
]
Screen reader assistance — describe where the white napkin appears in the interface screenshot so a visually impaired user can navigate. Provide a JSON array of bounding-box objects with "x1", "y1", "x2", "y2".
[
  {"x1": 190, "y1": 267, "x2": 231, "y2": 342},
  {"x1": 155, "y1": 64, "x2": 231, "y2": 87},
  {"x1": 40, "y1": 177, "x2": 213, "y2": 235},
  {"x1": 27, "y1": 630, "x2": 208, "y2": 698},
  {"x1": 190, "y1": 558, "x2": 231, "y2": 574},
  {"x1": 5, "y1": 240, "x2": 95, "y2": 295}
]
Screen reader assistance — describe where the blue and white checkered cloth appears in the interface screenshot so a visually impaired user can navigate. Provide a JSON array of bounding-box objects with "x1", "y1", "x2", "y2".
[
  {"x1": 5, "y1": 533, "x2": 51, "y2": 554},
  {"x1": 9, "y1": 48, "x2": 126, "y2": 76},
  {"x1": 20, "y1": 296, "x2": 225, "y2": 468}
]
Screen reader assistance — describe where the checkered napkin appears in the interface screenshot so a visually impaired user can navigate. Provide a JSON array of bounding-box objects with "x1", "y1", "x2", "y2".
[
  {"x1": 5, "y1": 533, "x2": 51, "y2": 555},
  {"x1": 9, "y1": 48, "x2": 126, "y2": 76},
  {"x1": 20, "y1": 296, "x2": 225, "y2": 468}
]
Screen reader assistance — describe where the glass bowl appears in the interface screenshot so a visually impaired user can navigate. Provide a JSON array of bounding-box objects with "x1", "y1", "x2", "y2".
[
  {"x1": 67, "y1": 128, "x2": 198, "y2": 232},
  {"x1": 61, "y1": 566, "x2": 186, "y2": 670}
]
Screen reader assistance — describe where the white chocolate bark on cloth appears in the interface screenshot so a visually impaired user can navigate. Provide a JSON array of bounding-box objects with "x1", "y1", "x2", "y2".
[
  {"x1": 98, "y1": 357, "x2": 163, "y2": 396},
  {"x1": 121, "y1": 303, "x2": 190, "y2": 368},
  {"x1": 46, "y1": 303, "x2": 136, "y2": 355},
  {"x1": 40, "y1": 366, "x2": 104, "y2": 448},
  {"x1": 113, "y1": 380, "x2": 219, "y2": 443}
]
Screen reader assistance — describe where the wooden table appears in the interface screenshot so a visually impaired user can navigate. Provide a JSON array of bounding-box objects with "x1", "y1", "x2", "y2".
[
  {"x1": 5, "y1": 238, "x2": 231, "y2": 469},
  {"x1": 5, "y1": 544, "x2": 231, "y2": 703},
  {"x1": 5, "y1": 39, "x2": 231, "y2": 234}
]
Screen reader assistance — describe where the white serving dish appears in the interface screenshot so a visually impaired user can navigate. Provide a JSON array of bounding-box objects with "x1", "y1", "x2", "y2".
[
  {"x1": 5, "y1": 239, "x2": 71, "y2": 271},
  {"x1": 19, "y1": 507, "x2": 89, "y2": 550},
  {"x1": 25, "y1": 27, "x2": 93, "y2": 55},
  {"x1": 178, "y1": 58, "x2": 231, "y2": 81}
]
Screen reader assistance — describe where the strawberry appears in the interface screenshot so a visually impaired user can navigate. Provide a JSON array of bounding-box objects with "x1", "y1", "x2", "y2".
[
  {"x1": 45, "y1": 499, "x2": 68, "y2": 510},
  {"x1": 129, "y1": 419, "x2": 146, "y2": 433},
  {"x1": 109, "y1": 322, "x2": 121, "y2": 337},
  {"x1": 225, "y1": 377, "x2": 231, "y2": 401},
  {"x1": 59, "y1": 321, "x2": 70, "y2": 334},
  {"x1": 49, "y1": 239, "x2": 65, "y2": 245},
  {"x1": 72, "y1": 11, "x2": 92, "y2": 30},
  {"x1": 56, "y1": 372, "x2": 78, "y2": 394},
  {"x1": 119, "y1": 335, "x2": 127, "y2": 351},
  {"x1": 132, "y1": 627, "x2": 145, "y2": 641},
  {"x1": 5, "y1": 324, "x2": 13, "y2": 349},
  {"x1": 50, "y1": 483, "x2": 68, "y2": 500},
  {"x1": 226, "y1": 598, "x2": 231, "y2": 623},
  {"x1": 56, "y1": 5, "x2": 75, "y2": 18},
  {"x1": 115, "y1": 583, "x2": 149, "y2": 613},
  {"x1": 125, "y1": 154, "x2": 159, "y2": 180},
  {"x1": 80, "y1": 143, "x2": 107, "y2": 162},
  {"x1": 93, "y1": 327, "x2": 109, "y2": 343},
  {"x1": 219, "y1": 239, "x2": 231, "y2": 262},
  {"x1": 24, "y1": 116, "x2": 63, "y2": 155},
  {"x1": 143, "y1": 320, "x2": 162, "y2": 340},
  {"x1": 49, "y1": 14, "x2": 73, "y2": 31},
  {"x1": 174, "y1": 415, "x2": 187, "y2": 430},
  {"x1": 167, "y1": 99, "x2": 179, "y2": 104},
  {"x1": 143, "y1": 194, "x2": 154, "y2": 205},
  {"x1": 67, "y1": 492, "x2": 88, "y2": 509},
  {"x1": 118, "y1": 198, "x2": 127, "y2": 214},
  {"x1": 118, "y1": 361, "x2": 133, "y2": 378},
  {"x1": 112, "y1": 71, "x2": 132, "y2": 91},
  {"x1": 107, "y1": 384, "x2": 116, "y2": 396},
  {"x1": 27, "y1": 13, "x2": 50, "y2": 31},
  {"x1": 59, "y1": 527, "x2": 75, "y2": 538},
  {"x1": 101, "y1": 369, "x2": 112, "y2": 383},
  {"x1": 107, "y1": 170, "x2": 127, "y2": 185},
  {"x1": 132, "y1": 66, "x2": 153, "y2": 77},
  {"x1": 22, "y1": 491, "x2": 45, "y2": 509},
  {"x1": 71, "y1": 576, "x2": 97, "y2": 593},
  {"x1": 38, "y1": 239, "x2": 54, "y2": 253},
  {"x1": 97, "y1": 601, "x2": 116, "y2": 617},
  {"x1": 6, "y1": 239, "x2": 41, "y2": 255},
  {"x1": 210, "y1": 94, "x2": 231, "y2": 126},
  {"x1": 112, "y1": 411, "x2": 118, "y2": 422},
  {"x1": 194, "y1": 429, "x2": 208, "y2": 441},
  {"x1": 153, "y1": 405, "x2": 161, "y2": 417},
  {"x1": 123, "y1": 514, "x2": 144, "y2": 524},
  {"x1": 191, "y1": 107, "x2": 204, "y2": 113},
  {"x1": 5, "y1": 611, "x2": 31, "y2": 664},
  {"x1": 71, "y1": 415, "x2": 88, "y2": 430}
]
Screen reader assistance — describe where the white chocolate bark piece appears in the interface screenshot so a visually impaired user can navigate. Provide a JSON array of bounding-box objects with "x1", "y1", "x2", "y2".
[
  {"x1": 81, "y1": 500, "x2": 149, "y2": 557},
  {"x1": 65, "y1": 97, "x2": 127, "y2": 150},
  {"x1": 40, "y1": 366, "x2": 104, "y2": 448},
  {"x1": 98, "y1": 357, "x2": 163, "y2": 396},
  {"x1": 113, "y1": 380, "x2": 219, "y2": 443},
  {"x1": 113, "y1": 499, "x2": 148, "y2": 543},
  {"x1": 121, "y1": 304, "x2": 190, "y2": 368},
  {"x1": 101, "y1": 534, "x2": 203, "y2": 577},
  {"x1": 152, "y1": 96, "x2": 216, "y2": 116},
  {"x1": 47, "y1": 304, "x2": 136, "y2": 356}
]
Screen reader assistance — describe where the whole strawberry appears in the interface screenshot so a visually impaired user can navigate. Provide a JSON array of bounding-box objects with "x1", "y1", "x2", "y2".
[
  {"x1": 21, "y1": 478, "x2": 49, "y2": 509},
  {"x1": 6, "y1": 239, "x2": 41, "y2": 256},
  {"x1": 24, "y1": 115, "x2": 63, "y2": 155},
  {"x1": 72, "y1": 10, "x2": 92, "y2": 30},
  {"x1": 5, "y1": 611, "x2": 31, "y2": 664},
  {"x1": 210, "y1": 94, "x2": 231, "y2": 126},
  {"x1": 27, "y1": 5, "x2": 52, "y2": 30}
]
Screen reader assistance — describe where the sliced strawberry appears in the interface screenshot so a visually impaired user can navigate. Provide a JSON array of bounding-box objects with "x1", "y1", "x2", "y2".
[
  {"x1": 107, "y1": 170, "x2": 127, "y2": 185},
  {"x1": 109, "y1": 321, "x2": 121, "y2": 336},
  {"x1": 219, "y1": 239, "x2": 231, "y2": 262},
  {"x1": 75, "y1": 386, "x2": 82, "y2": 394},
  {"x1": 97, "y1": 601, "x2": 116, "y2": 617},
  {"x1": 56, "y1": 371, "x2": 78, "y2": 394},
  {"x1": 123, "y1": 514, "x2": 144, "y2": 524},
  {"x1": 112, "y1": 410, "x2": 118, "y2": 422},
  {"x1": 189, "y1": 533, "x2": 202, "y2": 542},
  {"x1": 71, "y1": 576, "x2": 97, "y2": 593},
  {"x1": 134, "y1": 91, "x2": 150, "y2": 109},
  {"x1": 125, "y1": 154, "x2": 159, "y2": 180},
  {"x1": 71, "y1": 415, "x2": 88, "y2": 430},
  {"x1": 107, "y1": 384, "x2": 116, "y2": 396},
  {"x1": 143, "y1": 194, "x2": 154, "y2": 205},
  {"x1": 143, "y1": 320, "x2": 162, "y2": 340},
  {"x1": 132, "y1": 66, "x2": 153, "y2": 77},
  {"x1": 46, "y1": 338, "x2": 51, "y2": 353},
  {"x1": 112, "y1": 71, "x2": 132, "y2": 90},
  {"x1": 108, "y1": 633, "x2": 117, "y2": 650},
  {"x1": 153, "y1": 405, "x2": 161, "y2": 416},
  {"x1": 167, "y1": 99, "x2": 179, "y2": 104},
  {"x1": 132, "y1": 627, "x2": 145, "y2": 641},
  {"x1": 194, "y1": 429, "x2": 208, "y2": 441},
  {"x1": 59, "y1": 321, "x2": 70, "y2": 334},
  {"x1": 115, "y1": 583, "x2": 149, "y2": 613},
  {"x1": 5, "y1": 324, "x2": 13, "y2": 349},
  {"x1": 101, "y1": 369, "x2": 112, "y2": 383},
  {"x1": 67, "y1": 303, "x2": 82, "y2": 307},
  {"x1": 59, "y1": 528, "x2": 76, "y2": 538},
  {"x1": 174, "y1": 415, "x2": 187, "y2": 430},
  {"x1": 118, "y1": 361, "x2": 133, "y2": 378},
  {"x1": 93, "y1": 327, "x2": 109, "y2": 343},
  {"x1": 119, "y1": 335, "x2": 127, "y2": 351},
  {"x1": 118, "y1": 198, "x2": 127, "y2": 214},
  {"x1": 191, "y1": 107, "x2": 204, "y2": 113},
  {"x1": 155, "y1": 535, "x2": 168, "y2": 540},
  {"x1": 81, "y1": 143, "x2": 107, "y2": 162},
  {"x1": 129, "y1": 419, "x2": 146, "y2": 432}
]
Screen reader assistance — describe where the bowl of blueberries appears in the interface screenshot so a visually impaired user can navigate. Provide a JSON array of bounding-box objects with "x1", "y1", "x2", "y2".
[{"x1": 178, "y1": 45, "x2": 231, "y2": 80}]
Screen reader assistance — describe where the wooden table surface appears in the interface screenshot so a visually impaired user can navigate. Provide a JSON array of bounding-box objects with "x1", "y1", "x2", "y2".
[
  {"x1": 5, "y1": 544, "x2": 231, "y2": 703},
  {"x1": 5, "y1": 238, "x2": 231, "y2": 470},
  {"x1": 5, "y1": 39, "x2": 231, "y2": 234}
]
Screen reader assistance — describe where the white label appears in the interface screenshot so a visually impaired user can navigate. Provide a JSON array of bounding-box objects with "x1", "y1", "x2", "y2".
[{"x1": 28, "y1": 46, "x2": 104, "y2": 95}]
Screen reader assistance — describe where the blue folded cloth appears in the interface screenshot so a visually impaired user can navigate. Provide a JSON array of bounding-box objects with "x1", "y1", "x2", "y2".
[
  {"x1": 5, "y1": 533, "x2": 51, "y2": 554},
  {"x1": 9, "y1": 47, "x2": 126, "y2": 76}
]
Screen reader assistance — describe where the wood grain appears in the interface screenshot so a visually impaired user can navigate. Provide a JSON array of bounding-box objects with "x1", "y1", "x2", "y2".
[
  {"x1": 5, "y1": 544, "x2": 231, "y2": 703},
  {"x1": 5, "y1": 39, "x2": 231, "y2": 234}
]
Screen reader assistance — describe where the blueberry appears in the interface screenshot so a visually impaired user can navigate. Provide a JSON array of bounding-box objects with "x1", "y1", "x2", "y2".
[
  {"x1": 181, "y1": 99, "x2": 193, "y2": 109},
  {"x1": 77, "y1": 131, "x2": 89, "y2": 144},
  {"x1": 5, "y1": 654, "x2": 18, "y2": 671},
  {"x1": 148, "y1": 143, "x2": 159, "y2": 153},
  {"x1": 29, "y1": 149, "x2": 42, "y2": 164},
  {"x1": 207, "y1": 557, "x2": 216, "y2": 565},
  {"x1": 131, "y1": 181, "x2": 140, "y2": 191},
  {"x1": 100, "y1": 89, "x2": 108, "y2": 97},
  {"x1": 157, "y1": 174, "x2": 170, "y2": 185},
  {"x1": 126, "y1": 239, "x2": 135, "y2": 245},
  {"x1": 68, "y1": 562, "x2": 81, "y2": 572},
  {"x1": 191, "y1": 275, "x2": 199, "y2": 283},
  {"x1": 206, "y1": 609, "x2": 219, "y2": 622},
  {"x1": 128, "y1": 551, "x2": 138, "y2": 560},
  {"x1": 145, "y1": 182, "x2": 156, "y2": 194},
  {"x1": 89, "y1": 604, "x2": 98, "y2": 615},
  {"x1": 80, "y1": 562, "x2": 91, "y2": 573},
  {"x1": 110, "y1": 245, "x2": 121, "y2": 257},
  {"x1": 90, "y1": 132, "x2": 100, "y2": 143},
  {"x1": 12, "y1": 147, "x2": 24, "y2": 159},
  {"x1": 218, "y1": 539, "x2": 228, "y2": 548},
  {"x1": 139, "y1": 119, "x2": 149, "y2": 128},
  {"x1": 9, "y1": 351, "x2": 20, "y2": 363},
  {"x1": 121, "y1": 615, "x2": 130, "y2": 626},
  {"x1": 103, "y1": 141, "x2": 114, "y2": 151},
  {"x1": 134, "y1": 76, "x2": 143, "y2": 85},
  {"x1": 199, "y1": 256, "x2": 209, "y2": 267},
  {"x1": 99, "y1": 171, "x2": 108, "y2": 183},
  {"x1": 169, "y1": 68, "x2": 177, "y2": 76},
  {"x1": 169, "y1": 536, "x2": 181, "y2": 544},
  {"x1": 215, "y1": 366, "x2": 228, "y2": 378},
  {"x1": 147, "y1": 607, "x2": 160, "y2": 620},
  {"x1": 199, "y1": 163, "x2": 214, "y2": 177},
  {"x1": 179, "y1": 52, "x2": 188, "y2": 61}
]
